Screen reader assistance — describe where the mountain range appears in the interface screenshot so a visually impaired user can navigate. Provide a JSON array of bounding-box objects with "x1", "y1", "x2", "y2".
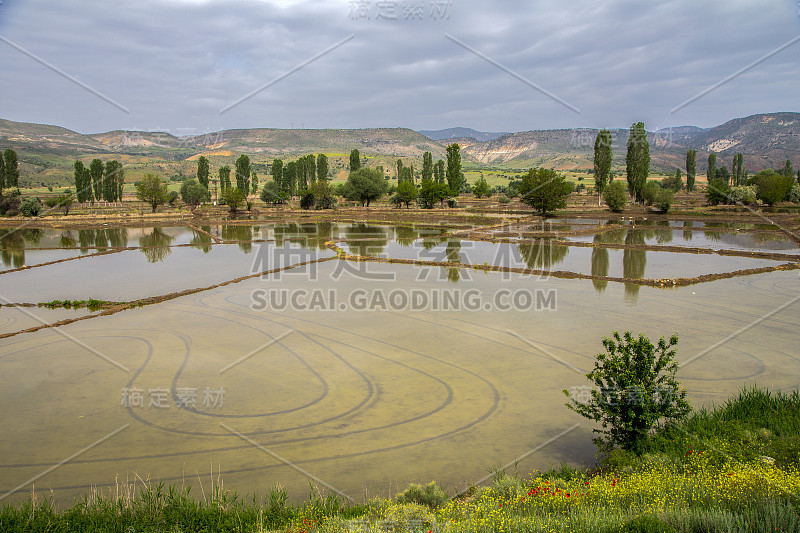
[{"x1": 1, "y1": 112, "x2": 798, "y2": 185}]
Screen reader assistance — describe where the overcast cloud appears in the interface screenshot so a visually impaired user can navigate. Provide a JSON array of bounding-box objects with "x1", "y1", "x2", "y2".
[{"x1": 0, "y1": 0, "x2": 798, "y2": 134}]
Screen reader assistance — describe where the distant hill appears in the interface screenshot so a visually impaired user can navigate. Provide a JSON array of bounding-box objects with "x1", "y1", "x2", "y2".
[
  {"x1": 1, "y1": 112, "x2": 798, "y2": 187},
  {"x1": 418, "y1": 127, "x2": 509, "y2": 142},
  {"x1": 461, "y1": 113, "x2": 800, "y2": 172}
]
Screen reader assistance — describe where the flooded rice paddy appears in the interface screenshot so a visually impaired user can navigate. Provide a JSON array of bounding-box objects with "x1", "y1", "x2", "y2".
[{"x1": 0, "y1": 218, "x2": 798, "y2": 504}]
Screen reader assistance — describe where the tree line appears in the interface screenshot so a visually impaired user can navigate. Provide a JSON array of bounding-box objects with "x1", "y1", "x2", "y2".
[{"x1": 72, "y1": 158, "x2": 125, "y2": 203}]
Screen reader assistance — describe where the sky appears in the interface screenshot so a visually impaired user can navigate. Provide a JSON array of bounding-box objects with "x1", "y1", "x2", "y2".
[{"x1": 0, "y1": 0, "x2": 798, "y2": 135}]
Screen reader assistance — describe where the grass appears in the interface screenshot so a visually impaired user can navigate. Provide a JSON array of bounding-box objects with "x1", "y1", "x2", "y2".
[{"x1": 1, "y1": 387, "x2": 798, "y2": 532}]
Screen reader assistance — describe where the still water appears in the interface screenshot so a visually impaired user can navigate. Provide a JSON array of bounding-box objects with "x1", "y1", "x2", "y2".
[{"x1": 0, "y1": 221, "x2": 798, "y2": 504}]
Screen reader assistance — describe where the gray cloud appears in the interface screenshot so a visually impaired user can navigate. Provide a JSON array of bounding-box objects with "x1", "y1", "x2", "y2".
[{"x1": 0, "y1": 0, "x2": 798, "y2": 134}]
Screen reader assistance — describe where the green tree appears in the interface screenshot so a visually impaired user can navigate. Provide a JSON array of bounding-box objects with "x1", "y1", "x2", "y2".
[
  {"x1": 89, "y1": 159, "x2": 104, "y2": 203},
  {"x1": 104, "y1": 160, "x2": 124, "y2": 202},
  {"x1": 757, "y1": 171, "x2": 793, "y2": 206},
  {"x1": 218, "y1": 166, "x2": 232, "y2": 195},
  {"x1": 234, "y1": 154, "x2": 251, "y2": 194},
  {"x1": 686, "y1": 149, "x2": 697, "y2": 191},
  {"x1": 564, "y1": 331, "x2": 691, "y2": 454},
  {"x1": 706, "y1": 178, "x2": 730, "y2": 206},
  {"x1": 732, "y1": 153, "x2": 744, "y2": 186},
  {"x1": 222, "y1": 187, "x2": 246, "y2": 213},
  {"x1": 197, "y1": 156, "x2": 209, "y2": 189},
  {"x1": 260, "y1": 181, "x2": 289, "y2": 205},
  {"x1": 343, "y1": 167, "x2": 388, "y2": 206},
  {"x1": 180, "y1": 179, "x2": 210, "y2": 209},
  {"x1": 422, "y1": 151, "x2": 433, "y2": 182},
  {"x1": 284, "y1": 161, "x2": 297, "y2": 195},
  {"x1": 316, "y1": 154, "x2": 328, "y2": 181},
  {"x1": 434, "y1": 159, "x2": 445, "y2": 184},
  {"x1": 395, "y1": 180, "x2": 418, "y2": 208},
  {"x1": 603, "y1": 181, "x2": 628, "y2": 212},
  {"x1": 74, "y1": 161, "x2": 92, "y2": 203},
  {"x1": 782, "y1": 159, "x2": 794, "y2": 179},
  {"x1": 518, "y1": 167, "x2": 573, "y2": 216},
  {"x1": 349, "y1": 149, "x2": 361, "y2": 172},
  {"x1": 3, "y1": 149, "x2": 19, "y2": 188},
  {"x1": 0, "y1": 151, "x2": 5, "y2": 190},
  {"x1": 135, "y1": 174, "x2": 169, "y2": 212},
  {"x1": 271, "y1": 158, "x2": 284, "y2": 190},
  {"x1": 419, "y1": 180, "x2": 450, "y2": 208},
  {"x1": 472, "y1": 175, "x2": 491, "y2": 198},
  {"x1": 593, "y1": 129, "x2": 613, "y2": 204},
  {"x1": 446, "y1": 143, "x2": 462, "y2": 195},
  {"x1": 625, "y1": 122, "x2": 650, "y2": 203},
  {"x1": 251, "y1": 171, "x2": 258, "y2": 196},
  {"x1": 707, "y1": 153, "x2": 716, "y2": 184}
]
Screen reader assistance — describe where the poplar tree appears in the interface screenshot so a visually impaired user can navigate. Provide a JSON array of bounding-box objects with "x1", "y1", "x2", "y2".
[
  {"x1": 422, "y1": 151, "x2": 433, "y2": 183},
  {"x1": 625, "y1": 122, "x2": 650, "y2": 203},
  {"x1": 4, "y1": 149, "x2": 19, "y2": 188},
  {"x1": 686, "y1": 149, "x2": 697, "y2": 191},
  {"x1": 446, "y1": 143, "x2": 462, "y2": 195},
  {"x1": 197, "y1": 156, "x2": 209, "y2": 189},
  {"x1": 316, "y1": 154, "x2": 328, "y2": 181},
  {"x1": 593, "y1": 129, "x2": 613, "y2": 204}
]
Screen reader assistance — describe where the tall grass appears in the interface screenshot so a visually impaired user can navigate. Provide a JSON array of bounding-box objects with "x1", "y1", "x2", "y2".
[{"x1": 1, "y1": 387, "x2": 798, "y2": 532}]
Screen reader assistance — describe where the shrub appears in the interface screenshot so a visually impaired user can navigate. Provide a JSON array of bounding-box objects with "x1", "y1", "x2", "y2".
[
  {"x1": 260, "y1": 181, "x2": 289, "y2": 205},
  {"x1": 0, "y1": 189, "x2": 22, "y2": 216},
  {"x1": 654, "y1": 188, "x2": 673, "y2": 213},
  {"x1": 447, "y1": 198, "x2": 458, "y2": 208},
  {"x1": 661, "y1": 175, "x2": 682, "y2": 192},
  {"x1": 180, "y1": 179, "x2": 210, "y2": 208},
  {"x1": 756, "y1": 173, "x2": 793, "y2": 206},
  {"x1": 728, "y1": 185, "x2": 758, "y2": 205},
  {"x1": 603, "y1": 181, "x2": 628, "y2": 212},
  {"x1": 642, "y1": 181, "x2": 661, "y2": 206},
  {"x1": 472, "y1": 176, "x2": 491, "y2": 198},
  {"x1": 564, "y1": 331, "x2": 691, "y2": 454},
  {"x1": 19, "y1": 197, "x2": 42, "y2": 217},
  {"x1": 789, "y1": 184, "x2": 800, "y2": 203},
  {"x1": 395, "y1": 481, "x2": 449, "y2": 509},
  {"x1": 706, "y1": 178, "x2": 730, "y2": 206},
  {"x1": 498, "y1": 195, "x2": 511, "y2": 204}
]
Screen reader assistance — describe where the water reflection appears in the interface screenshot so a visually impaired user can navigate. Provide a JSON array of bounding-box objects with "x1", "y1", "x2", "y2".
[
  {"x1": 517, "y1": 240, "x2": 569, "y2": 271},
  {"x1": 222, "y1": 225, "x2": 253, "y2": 254},
  {"x1": 395, "y1": 226, "x2": 418, "y2": 247},
  {"x1": 77, "y1": 228, "x2": 128, "y2": 252},
  {"x1": 683, "y1": 221, "x2": 694, "y2": 242},
  {"x1": 623, "y1": 229, "x2": 647, "y2": 301},
  {"x1": 274, "y1": 222, "x2": 337, "y2": 250},
  {"x1": 344, "y1": 224, "x2": 389, "y2": 257},
  {"x1": 139, "y1": 228, "x2": 174, "y2": 263},
  {"x1": 591, "y1": 233, "x2": 609, "y2": 293},
  {"x1": 445, "y1": 240, "x2": 463, "y2": 283},
  {"x1": 189, "y1": 226, "x2": 213, "y2": 253},
  {"x1": 0, "y1": 228, "x2": 44, "y2": 268}
]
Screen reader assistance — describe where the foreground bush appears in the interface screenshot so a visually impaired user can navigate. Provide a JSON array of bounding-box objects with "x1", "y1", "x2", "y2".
[{"x1": 603, "y1": 181, "x2": 628, "y2": 212}]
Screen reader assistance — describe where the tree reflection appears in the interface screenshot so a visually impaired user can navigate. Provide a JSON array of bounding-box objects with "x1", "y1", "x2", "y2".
[
  {"x1": 139, "y1": 228, "x2": 174, "y2": 263},
  {"x1": 344, "y1": 224, "x2": 389, "y2": 257},
  {"x1": 517, "y1": 239, "x2": 569, "y2": 271},
  {"x1": 222, "y1": 225, "x2": 253, "y2": 254},
  {"x1": 274, "y1": 222, "x2": 337, "y2": 250},
  {"x1": 189, "y1": 225, "x2": 213, "y2": 253},
  {"x1": 683, "y1": 221, "x2": 694, "y2": 242},
  {"x1": 622, "y1": 229, "x2": 647, "y2": 301},
  {"x1": 591, "y1": 234, "x2": 610, "y2": 293},
  {"x1": 445, "y1": 239, "x2": 462, "y2": 283},
  {"x1": 395, "y1": 225, "x2": 418, "y2": 247},
  {"x1": 0, "y1": 229, "x2": 25, "y2": 268}
]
